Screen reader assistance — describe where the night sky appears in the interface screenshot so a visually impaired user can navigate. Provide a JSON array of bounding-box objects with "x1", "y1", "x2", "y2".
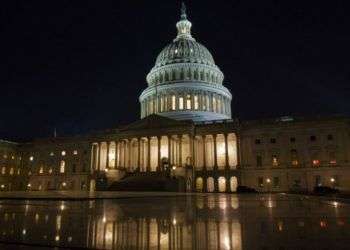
[{"x1": 1, "y1": 1, "x2": 350, "y2": 141}]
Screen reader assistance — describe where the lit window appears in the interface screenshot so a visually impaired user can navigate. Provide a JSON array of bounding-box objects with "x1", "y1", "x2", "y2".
[
  {"x1": 61, "y1": 151, "x2": 66, "y2": 156},
  {"x1": 17, "y1": 169, "x2": 21, "y2": 175},
  {"x1": 202, "y1": 95, "x2": 206, "y2": 110},
  {"x1": 3, "y1": 155, "x2": 7, "y2": 159},
  {"x1": 160, "y1": 97, "x2": 164, "y2": 112},
  {"x1": 291, "y1": 149, "x2": 298, "y2": 166},
  {"x1": 194, "y1": 95, "x2": 199, "y2": 110},
  {"x1": 312, "y1": 159, "x2": 320, "y2": 166},
  {"x1": 172, "y1": 95, "x2": 176, "y2": 110},
  {"x1": 50, "y1": 152, "x2": 54, "y2": 156},
  {"x1": 39, "y1": 167, "x2": 44, "y2": 174},
  {"x1": 212, "y1": 97, "x2": 217, "y2": 112},
  {"x1": 186, "y1": 95, "x2": 191, "y2": 109},
  {"x1": 272, "y1": 155, "x2": 278, "y2": 166},
  {"x1": 175, "y1": 49, "x2": 178, "y2": 54},
  {"x1": 329, "y1": 152, "x2": 336, "y2": 164},
  {"x1": 9, "y1": 168, "x2": 14, "y2": 175},
  {"x1": 1, "y1": 167, "x2": 5, "y2": 175},
  {"x1": 73, "y1": 150, "x2": 78, "y2": 155},
  {"x1": 179, "y1": 97, "x2": 184, "y2": 110},
  {"x1": 60, "y1": 160, "x2": 65, "y2": 173},
  {"x1": 48, "y1": 168, "x2": 53, "y2": 174},
  {"x1": 11, "y1": 155, "x2": 14, "y2": 160},
  {"x1": 29, "y1": 156, "x2": 34, "y2": 161}
]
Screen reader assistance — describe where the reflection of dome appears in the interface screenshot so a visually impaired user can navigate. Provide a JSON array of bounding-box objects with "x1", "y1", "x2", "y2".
[
  {"x1": 154, "y1": 39, "x2": 215, "y2": 68},
  {"x1": 140, "y1": 4, "x2": 232, "y2": 122}
]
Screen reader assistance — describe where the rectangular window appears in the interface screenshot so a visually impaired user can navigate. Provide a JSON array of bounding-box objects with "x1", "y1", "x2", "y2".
[
  {"x1": 290, "y1": 137, "x2": 296, "y2": 143},
  {"x1": 327, "y1": 134, "x2": 333, "y2": 141},
  {"x1": 257, "y1": 155, "x2": 262, "y2": 167},
  {"x1": 291, "y1": 149, "x2": 298, "y2": 166},
  {"x1": 172, "y1": 95, "x2": 176, "y2": 110},
  {"x1": 212, "y1": 96, "x2": 217, "y2": 112},
  {"x1": 186, "y1": 95, "x2": 191, "y2": 109},
  {"x1": 160, "y1": 97, "x2": 164, "y2": 112},
  {"x1": 206, "y1": 96, "x2": 210, "y2": 111},
  {"x1": 273, "y1": 177, "x2": 280, "y2": 188},
  {"x1": 272, "y1": 155, "x2": 278, "y2": 166},
  {"x1": 179, "y1": 97, "x2": 184, "y2": 110},
  {"x1": 310, "y1": 135, "x2": 316, "y2": 142},
  {"x1": 270, "y1": 138, "x2": 276, "y2": 143},
  {"x1": 255, "y1": 139, "x2": 261, "y2": 144},
  {"x1": 258, "y1": 177, "x2": 264, "y2": 187},
  {"x1": 194, "y1": 95, "x2": 199, "y2": 110},
  {"x1": 202, "y1": 95, "x2": 206, "y2": 110}
]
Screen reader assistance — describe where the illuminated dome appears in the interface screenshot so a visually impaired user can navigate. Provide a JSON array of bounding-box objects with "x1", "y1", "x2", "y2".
[
  {"x1": 154, "y1": 39, "x2": 216, "y2": 68},
  {"x1": 140, "y1": 3, "x2": 232, "y2": 122}
]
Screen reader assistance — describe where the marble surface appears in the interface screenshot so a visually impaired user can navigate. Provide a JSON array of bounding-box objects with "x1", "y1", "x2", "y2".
[{"x1": 0, "y1": 193, "x2": 348, "y2": 249}]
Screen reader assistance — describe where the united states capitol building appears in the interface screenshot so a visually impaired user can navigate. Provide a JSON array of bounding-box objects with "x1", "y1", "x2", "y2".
[{"x1": 1, "y1": 6, "x2": 350, "y2": 193}]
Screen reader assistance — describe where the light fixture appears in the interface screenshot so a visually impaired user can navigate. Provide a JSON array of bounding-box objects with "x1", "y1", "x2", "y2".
[{"x1": 266, "y1": 178, "x2": 271, "y2": 183}]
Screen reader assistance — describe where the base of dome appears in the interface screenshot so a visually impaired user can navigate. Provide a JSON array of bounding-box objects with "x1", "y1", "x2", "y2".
[{"x1": 158, "y1": 111, "x2": 231, "y2": 122}]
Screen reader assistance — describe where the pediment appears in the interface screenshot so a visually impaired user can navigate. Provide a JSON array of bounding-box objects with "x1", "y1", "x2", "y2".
[{"x1": 120, "y1": 114, "x2": 191, "y2": 131}]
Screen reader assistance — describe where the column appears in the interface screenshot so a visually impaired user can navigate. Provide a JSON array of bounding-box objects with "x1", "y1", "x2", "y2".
[
  {"x1": 179, "y1": 135, "x2": 182, "y2": 167},
  {"x1": 106, "y1": 142, "x2": 110, "y2": 169},
  {"x1": 213, "y1": 134, "x2": 218, "y2": 170},
  {"x1": 128, "y1": 139, "x2": 132, "y2": 170},
  {"x1": 225, "y1": 134, "x2": 229, "y2": 170},
  {"x1": 236, "y1": 134, "x2": 241, "y2": 168},
  {"x1": 114, "y1": 141, "x2": 118, "y2": 169},
  {"x1": 202, "y1": 135, "x2": 206, "y2": 171},
  {"x1": 97, "y1": 142, "x2": 101, "y2": 171},
  {"x1": 137, "y1": 138, "x2": 141, "y2": 171},
  {"x1": 147, "y1": 137, "x2": 151, "y2": 172},
  {"x1": 168, "y1": 135, "x2": 171, "y2": 166},
  {"x1": 157, "y1": 136, "x2": 161, "y2": 171}
]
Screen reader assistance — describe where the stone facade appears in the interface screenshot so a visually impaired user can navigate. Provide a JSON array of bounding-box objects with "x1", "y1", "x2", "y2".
[{"x1": 0, "y1": 115, "x2": 349, "y2": 193}]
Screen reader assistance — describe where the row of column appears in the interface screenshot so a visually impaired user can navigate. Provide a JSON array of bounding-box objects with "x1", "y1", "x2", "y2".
[
  {"x1": 91, "y1": 133, "x2": 240, "y2": 173},
  {"x1": 91, "y1": 135, "x2": 192, "y2": 172},
  {"x1": 141, "y1": 91, "x2": 231, "y2": 118}
]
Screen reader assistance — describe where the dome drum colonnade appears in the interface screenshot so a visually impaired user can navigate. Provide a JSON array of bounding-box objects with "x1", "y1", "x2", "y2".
[{"x1": 139, "y1": 3, "x2": 232, "y2": 122}]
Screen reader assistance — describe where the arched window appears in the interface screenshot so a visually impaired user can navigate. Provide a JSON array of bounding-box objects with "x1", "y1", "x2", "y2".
[
  {"x1": 218, "y1": 177, "x2": 226, "y2": 192},
  {"x1": 207, "y1": 177, "x2": 214, "y2": 192},
  {"x1": 60, "y1": 160, "x2": 65, "y2": 173},
  {"x1": 196, "y1": 177, "x2": 203, "y2": 192},
  {"x1": 230, "y1": 176, "x2": 238, "y2": 192}
]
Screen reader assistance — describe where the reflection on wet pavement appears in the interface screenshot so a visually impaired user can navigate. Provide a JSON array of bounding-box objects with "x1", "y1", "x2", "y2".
[{"x1": 0, "y1": 194, "x2": 348, "y2": 249}]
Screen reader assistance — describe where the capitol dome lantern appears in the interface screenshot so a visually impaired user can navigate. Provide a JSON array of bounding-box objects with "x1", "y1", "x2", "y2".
[{"x1": 139, "y1": 3, "x2": 232, "y2": 122}]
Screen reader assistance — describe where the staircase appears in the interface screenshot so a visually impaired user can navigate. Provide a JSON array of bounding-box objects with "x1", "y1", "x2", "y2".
[{"x1": 108, "y1": 171, "x2": 184, "y2": 192}]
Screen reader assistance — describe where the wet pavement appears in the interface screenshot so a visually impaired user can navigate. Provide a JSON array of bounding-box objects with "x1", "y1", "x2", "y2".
[{"x1": 0, "y1": 193, "x2": 348, "y2": 249}]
